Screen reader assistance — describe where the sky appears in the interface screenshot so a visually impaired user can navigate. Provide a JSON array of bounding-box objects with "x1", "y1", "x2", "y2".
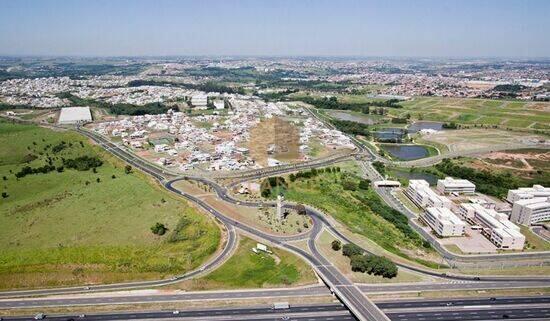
[{"x1": 0, "y1": 0, "x2": 549, "y2": 57}]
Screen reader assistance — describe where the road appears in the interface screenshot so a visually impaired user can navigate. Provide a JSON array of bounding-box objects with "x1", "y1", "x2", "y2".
[
  {"x1": 4, "y1": 126, "x2": 548, "y2": 320},
  {"x1": 0, "y1": 304, "x2": 352, "y2": 321}
]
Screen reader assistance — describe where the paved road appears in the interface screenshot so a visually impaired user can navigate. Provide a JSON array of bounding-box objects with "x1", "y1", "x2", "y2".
[
  {"x1": 0, "y1": 304, "x2": 352, "y2": 321},
  {"x1": 358, "y1": 280, "x2": 550, "y2": 293},
  {"x1": 5, "y1": 126, "x2": 546, "y2": 320},
  {"x1": 376, "y1": 296, "x2": 550, "y2": 309},
  {"x1": 386, "y1": 306, "x2": 550, "y2": 321}
]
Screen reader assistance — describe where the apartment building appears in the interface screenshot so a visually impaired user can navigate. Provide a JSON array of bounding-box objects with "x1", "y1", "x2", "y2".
[
  {"x1": 510, "y1": 197, "x2": 550, "y2": 225},
  {"x1": 405, "y1": 179, "x2": 452, "y2": 209},
  {"x1": 424, "y1": 207, "x2": 465, "y2": 237},
  {"x1": 458, "y1": 203, "x2": 525, "y2": 250},
  {"x1": 436, "y1": 177, "x2": 476, "y2": 195},
  {"x1": 191, "y1": 94, "x2": 208, "y2": 109}
]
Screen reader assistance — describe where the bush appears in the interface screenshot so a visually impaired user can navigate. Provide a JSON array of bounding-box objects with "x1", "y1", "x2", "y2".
[
  {"x1": 125, "y1": 165, "x2": 132, "y2": 174},
  {"x1": 63, "y1": 156, "x2": 103, "y2": 171},
  {"x1": 342, "y1": 243, "x2": 363, "y2": 257},
  {"x1": 331, "y1": 240, "x2": 342, "y2": 251},
  {"x1": 358, "y1": 179, "x2": 371, "y2": 190},
  {"x1": 151, "y1": 222, "x2": 168, "y2": 236},
  {"x1": 341, "y1": 179, "x2": 358, "y2": 191}
]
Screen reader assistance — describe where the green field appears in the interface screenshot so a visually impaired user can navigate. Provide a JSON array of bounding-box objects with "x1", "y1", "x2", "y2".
[
  {"x1": 392, "y1": 97, "x2": 550, "y2": 131},
  {"x1": 278, "y1": 167, "x2": 441, "y2": 267},
  {"x1": 192, "y1": 236, "x2": 316, "y2": 289},
  {"x1": 0, "y1": 121, "x2": 220, "y2": 289}
]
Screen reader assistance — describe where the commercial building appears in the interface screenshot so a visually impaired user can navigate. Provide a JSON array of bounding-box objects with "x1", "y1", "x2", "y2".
[
  {"x1": 507, "y1": 185, "x2": 550, "y2": 203},
  {"x1": 424, "y1": 207, "x2": 465, "y2": 237},
  {"x1": 405, "y1": 179, "x2": 452, "y2": 209},
  {"x1": 436, "y1": 177, "x2": 476, "y2": 195},
  {"x1": 510, "y1": 197, "x2": 550, "y2": 225},
  {"x1": 458, "y1": 203, "x2": 525, "y2": 250},
  {"x1": 191, "y1": 94, "x2": 208, "y2": 109},
  {"x1": 58, "y1": 107, "x2": 92, "y2": 124}
]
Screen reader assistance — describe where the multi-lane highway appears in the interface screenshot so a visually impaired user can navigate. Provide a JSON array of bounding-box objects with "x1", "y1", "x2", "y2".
[{"x1": 3, "y1": 126, "x2": 548, "y2": 321}]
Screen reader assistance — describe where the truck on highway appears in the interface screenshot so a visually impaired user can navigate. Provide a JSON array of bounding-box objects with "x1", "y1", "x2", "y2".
[{"x1": 272, "y1": 302, "x2": 290, "y2": 310}]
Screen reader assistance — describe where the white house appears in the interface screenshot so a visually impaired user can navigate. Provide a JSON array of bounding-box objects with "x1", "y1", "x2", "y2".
[
  {"x1": 424, "y1": 207, "x2": 466, "y2": 237},
  {"x1": 405, "y1": 180, "x2": 452, "y2": 209},
  {"x1": 510, "y1": 197, "x2": 550, "y2": 226}
]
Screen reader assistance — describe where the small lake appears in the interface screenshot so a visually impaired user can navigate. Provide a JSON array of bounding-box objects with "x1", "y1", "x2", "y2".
[
  {"x1": 328, "y1": 111, "x2": 376, "y2": 125},
  {"x1": 373, "y1": 128, "x2": 407, "y2": 141},
  {"x1": 391, "y1": 169, "x2": 439, "y2": 185},
  {"x1": 407, "y1": 121, "x2": 444, "y2": 133},
  {"x1": 381, "y1": 144, "x2": 430, "y2": 160}
]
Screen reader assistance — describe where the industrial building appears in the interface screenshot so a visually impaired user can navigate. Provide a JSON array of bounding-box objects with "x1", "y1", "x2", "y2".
[
  {"x1": 510, "y1": 197, "x2": 550, "y2": 226},
  {"x1": 424, "y1": 207, "x2": 465, "y2": 237},
  {"x1": 58, "y1": 107, "x2": 92, "y2": 124},
  {"x1": 458, "y1": 203, "x2": 525, "y2": 250},
  {"x1": 436, "y1": 177, "x2": 476, "y2": 195},
  {"x1": 405, "y1": 179, "x2": 452, "y2": 209}
]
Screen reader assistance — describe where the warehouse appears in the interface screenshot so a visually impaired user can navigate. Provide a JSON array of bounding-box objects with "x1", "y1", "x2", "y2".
[{"x1": 58, "y1": 107, "x2": 92, "y2": 124}]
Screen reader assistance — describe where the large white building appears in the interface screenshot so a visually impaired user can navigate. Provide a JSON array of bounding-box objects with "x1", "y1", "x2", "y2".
[
  {"x1": 510, "y1": 197, "x2": 550, "y2": 226},
  {"x1": 58, "y1": 107, "x2": 92, "y2": 124},
  {"x1": 507, "y1": 185, "x2": 550, "y2": 203},
  {"x1": 424, "y1": 207, "x2": 465, "y2": 237},
  {"x1": 405, "y1": 179, "x2": 452, "y2": 209},
  {"x1": 436, "y1": 177, "x2": 476, "y2": 195},
  {"x1": 191, "y1": 94, "x2": 208, "y2": 109},
  {"x1": 458, "y1": 203, "x2": 525, "y2": 250}
]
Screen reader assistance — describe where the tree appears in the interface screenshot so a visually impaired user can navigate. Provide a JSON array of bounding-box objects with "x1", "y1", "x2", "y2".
[
  {"x1": 1, "y1": 192, "x2": 8, "y2": 198},
  {"x1": 342, "y1": 243, "x2": 363, "y2": 257},
  {"x1": 331, "y1": 240, "x2": 342, "y2": 251},
  {"x1": 341, "y1": 179, "x2": 358, "y2": 191},
  {"x1": 151, "y1": 222, "x2": 167, "y2": 235},
  {"x1": 295, "y1": 204, "x2": 307, "y2": 215},
  {"x1": 350, "y1": 255, "x2": 369, "y2": 273},
  {"x1": 358, "y1": 179, "x2": 371, "y2": 190},
  {"x1": 125, "y1": 165, "x2": 133, "y2": 174}
]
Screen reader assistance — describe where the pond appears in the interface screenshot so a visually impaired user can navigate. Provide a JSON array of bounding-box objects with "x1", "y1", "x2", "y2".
[
  {"x1": 373, "y1": 128, "x2": 407, "y2": 141},
  {"x1": 390, "y1": 169, "x2": 439, "y2": 185},
  {"x1": 328, "y1": 110, "x2": 376, "y2": 125},
  {"x1": 381, "y1": 144, "x2": 430, "y2": 160},
  {"x1": 407, "y1": 121, "x2": 444, "y2": 133}
]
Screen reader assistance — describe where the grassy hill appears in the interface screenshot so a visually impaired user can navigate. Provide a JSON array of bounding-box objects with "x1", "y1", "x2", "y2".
[{"x1": 0, "y1": 120, "x2": 220, "y2": 289}]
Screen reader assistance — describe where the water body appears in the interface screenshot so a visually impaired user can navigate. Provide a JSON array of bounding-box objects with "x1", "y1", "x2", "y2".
[
  {"x1": 407, "y1": 121, "x2": 444, "y2": 133},
  {"x1": 391, "y1": 169, "x2": 439, "y2": 185},
  {"x1": 373, "y1": 128, "x2": 407, "y2": 141},
  {"x1": 328, "y1": 111, "x2": 376, "y2": 125},
  {"x1": 381, "y1": 144, "x2": 430, "y2": 160}
]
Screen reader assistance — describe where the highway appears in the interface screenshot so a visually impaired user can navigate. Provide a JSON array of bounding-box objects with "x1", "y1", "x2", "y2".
[
  {"x1": 376, "y1": 296, "x2": 550, "y2": 309},
  {"x1": 3, "y1": 126, "x2": 547, "y2": 321},
  {"x1": 0, "y1": 304, "x2": 352, "y2": 321}
]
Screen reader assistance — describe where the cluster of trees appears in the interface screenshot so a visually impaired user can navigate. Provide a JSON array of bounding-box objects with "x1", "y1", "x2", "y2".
[
  {"x1": 372, "y1": 161, "x2": 386, "y2": 176},
  {"x1": 331, "y1": 119, "x2": 371, "y2": 137},
  {"x1": 340, "y1": 243, "x2": 398, "y2": 278},
  {"x1": 15, "y1": 164, "x2": 56, "y2": 178},
  {"x1": 151, "y1": 222, "x2": 168, "y2": 236},
  {"x1": 57, "y1": 92, "x2": 172, "y2": 115},
  {"x1": 51, "y1": 141, "x2": 67, "y2": 153},
  {"x1": 298, "y1": 96, "x2": 402, "y2": 114},
  {"x1": 355, "y1": 191, "x2": 428, "y2": 248},
  {"x1": 257, "y1": 89, "x2": 299, "y2": 102},
  {"x1": 128, "y1": 79, "x2": 246, "y2": 95},
  {"x1": 63, "y1": 156, "x2": 103, "y2": 171},
  {"x1": 434, "y1": 159, "x2": 539, "y2": 198},
  {"x1": 260, "y1": 176, "x2": 288, "y2": 197},
  {"x1": 289, "y1": 167, "x2": 340, "y2": 182}
]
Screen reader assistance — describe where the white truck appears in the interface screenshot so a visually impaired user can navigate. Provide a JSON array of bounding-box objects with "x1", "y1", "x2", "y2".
[{"x1": 272, "y1": 302, "x2": 290, "y2": 310}]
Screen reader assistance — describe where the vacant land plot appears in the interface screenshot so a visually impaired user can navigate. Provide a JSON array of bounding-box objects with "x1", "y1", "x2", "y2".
[
  {"x1": 0, "y1": 121, "x2": 220, "y2": 289},
  {"x1": 419, "y1": 128, "x2": 546, "y2": 153},
  {"x1": 176, "y1": 236, "x2": 316, "y2": 290},
  {"x1": 392, "y1": 97, "x2": 550, "y2": 131}
]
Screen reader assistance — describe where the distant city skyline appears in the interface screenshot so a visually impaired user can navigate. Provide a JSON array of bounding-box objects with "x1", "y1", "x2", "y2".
[{"x1": 1, "y1": 0, "x2": 549, "y2": 58}]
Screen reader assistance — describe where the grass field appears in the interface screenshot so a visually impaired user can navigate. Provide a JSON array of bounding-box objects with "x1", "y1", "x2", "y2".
[
  {"x1": 392, "y1": 97, "x2": 550, "y2": 131},
  {"x1": 180, "y1": 236, "x2": 316, "y2": 290},
  {"x1": 278, "y1": 166, "x2": 442, "y2": 267},
  {"x1": 0, "y1": 121, "x2": 221, "y2": 289}
]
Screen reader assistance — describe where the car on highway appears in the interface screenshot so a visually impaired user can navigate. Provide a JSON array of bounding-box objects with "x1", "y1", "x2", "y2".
[
  {"x1": 173, "y1": 311, "x2": 180, "y2": 315},
  {"x1": 78, "y1": 314, "x2": 86, "y2": 318},
  {"x1": 34, "y1": 313, "x2": 46, "y2": 320},
  {"x1": 281, "y1": 317, "x2": 290, "y2": 320}
]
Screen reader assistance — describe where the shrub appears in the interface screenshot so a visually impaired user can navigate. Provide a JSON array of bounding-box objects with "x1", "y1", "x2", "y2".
[
  {"x1": 342, "y1": 243, "x2": 363, "y2": 257},
  {"x1": 151, "y1": 222, "x2": 168, "y2": 236},
  {"x1": 331, "y1": 240, "x2": 342, "y2": 251}
]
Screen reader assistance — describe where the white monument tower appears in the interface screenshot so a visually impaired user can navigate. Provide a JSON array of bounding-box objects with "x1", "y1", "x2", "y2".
[{"x1": 277, "y1": 194, "x2": 285, "y2": 221}]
